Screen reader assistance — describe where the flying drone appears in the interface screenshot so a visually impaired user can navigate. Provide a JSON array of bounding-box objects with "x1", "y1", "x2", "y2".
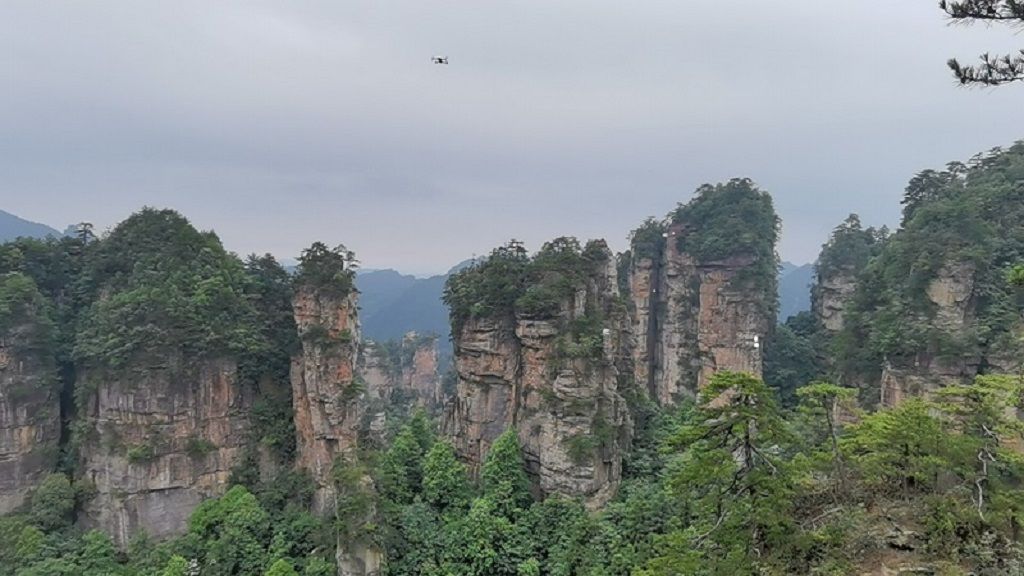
[{"x1": 432, "y1": 56, "x2": 448, "y2": 65}]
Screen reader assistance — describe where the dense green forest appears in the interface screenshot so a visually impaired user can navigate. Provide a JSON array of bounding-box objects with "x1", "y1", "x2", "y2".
[
  {"x1": 2, "y1": 143, "x2": 1024, "y2": 575},
  {"x1": 5, "y1": 369, "x2": 1024, "y2": 575}
]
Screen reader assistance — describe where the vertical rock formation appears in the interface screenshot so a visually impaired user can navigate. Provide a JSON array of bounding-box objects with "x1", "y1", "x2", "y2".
[
  {"x1": 693, "y1": 255, "x2": 769, "y2": 390},
  {"x1": 359, "y1": 333, "x2": 442, "y2": 418},
  {"x1": 290, "y1": 283, "x2": 363, "y2": 515},
  {"x1": 812, "y1": 273, "x2": 858, "y2": 334},
  {"x1": 828, "y1": 145, "x2": 1024, "y2": 407},
  {"x1": 627, "y1": 253, "x2": 659, "y2": 400},
  {"x1": 401, "y1": 333, "x2": 442, "y2": 410},
  {"x1": 358, "y1": 333, "x2": 442, "y2": 446},
  {"x1": 78, "y1": 355, "x2": 252, "y2": 546},
  {"x1": 878, "y1": 261, "x2": 979, "y2": 407},
  {"x1": 290, "y1": 244, "x2": 382, "y2": 576},
  {"x1": 0, "y1": 274, "x2": 59, "y2": 514},
  {"x1": 71, "y1": 209, "x2": 272, "y2": 545},
  {"x1": 446, "y1": 240, "x2": 633, "y2": 507},
  {"x1": 811, "y1": 214, "x2": 886, "y2": 335},
  {"x1": 628, "y1": 180, "x2": 778, "y2": 404},
  {"x1": 444, "y1": 316, "x2": 520, "y2": 471}
]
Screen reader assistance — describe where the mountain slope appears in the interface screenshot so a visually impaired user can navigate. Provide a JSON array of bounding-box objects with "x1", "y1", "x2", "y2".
[
  {"x1": 777, "y1": 262, "x2": 813, "y2": 322},
  {"x1": 0, "y1": 210, "x2": 60, "y2": 242}
]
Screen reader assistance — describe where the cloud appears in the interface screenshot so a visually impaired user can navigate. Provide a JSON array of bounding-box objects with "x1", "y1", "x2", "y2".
[{"x1": 2, "y1": 0, "x2": 1022, "y2": 274}]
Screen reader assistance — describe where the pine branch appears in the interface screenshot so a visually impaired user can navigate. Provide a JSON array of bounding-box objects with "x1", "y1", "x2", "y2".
[
  {"x1": 940, "y1": 1, "x2": 1024, "y2": 85},
  {"x1": 949, "y1": 50, "x2": 1024, "y2": 85},
  {"x1": 941, "y1": 0, "x2": 1024, "y2": 21}
]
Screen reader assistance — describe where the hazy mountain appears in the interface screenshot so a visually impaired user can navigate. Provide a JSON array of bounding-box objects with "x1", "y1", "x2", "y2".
[
  {"x1": 0, "y1": 210, "x2": 60, "y2": 242},
  {"x1": 355, "y1": 260, "x2": 476, "y2": 347},
  {"x1": 357, "y1": 269, "x2": 448, "y2": 342},
  {"x1": 777, "y1": 261, "x2": 814, "y2": 322}
]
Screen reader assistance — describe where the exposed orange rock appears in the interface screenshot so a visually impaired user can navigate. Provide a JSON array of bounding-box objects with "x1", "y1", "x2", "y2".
[
  {"x1": 445, "y1": 243, "x2": 632, "y2": 508},
  {"x1": 290, "y1": 285, "x2": 363, "y2": 514}
]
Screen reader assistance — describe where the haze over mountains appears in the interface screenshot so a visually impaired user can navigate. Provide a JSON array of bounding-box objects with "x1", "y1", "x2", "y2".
[{"x1": 0, "y1": 210, "x2": 60, "y2": 242}]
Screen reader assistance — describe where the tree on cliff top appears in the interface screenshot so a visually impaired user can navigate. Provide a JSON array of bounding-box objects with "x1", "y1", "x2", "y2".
[
  {"x1": 830, "y1": 142, "x2": 1024, "y2": 405},
  {"x1": 814, "y1": 214, "x2": 888, "y2": 282},
  {"x1": 443, "y1": 240, "x2": 530, "y2": 334},
  {"x1": 72, "y1": 208, "x2": 262, "y2": 369},
  {"x1": 670, "y1": 178, "x2": 780, "y2": 316},
  {"x1": 294, "y1": 242, "x2": 357, "y2": 298},
  {"x1": 670, "y1": 178, "x2": 779, "y2": 265},
  {"x1": 942, "y1": 0, "x2": 1024, "y2": 85}
]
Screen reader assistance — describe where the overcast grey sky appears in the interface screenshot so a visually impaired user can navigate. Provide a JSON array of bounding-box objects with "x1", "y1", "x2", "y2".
[{"x1": 2, "y1": 1, "x2": 1022, "y2": 275}]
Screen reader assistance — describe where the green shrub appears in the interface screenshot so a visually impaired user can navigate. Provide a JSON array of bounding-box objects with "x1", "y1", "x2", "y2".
[
  {"x1": 30, "y1": 473, "x2": 75, "y2": 532},
  {"x1": 185, "y1": 437, "x2": 217, "y2": 458},
  {"x1": 126, "y1": 443, "x2": 156, "y2": 464}
]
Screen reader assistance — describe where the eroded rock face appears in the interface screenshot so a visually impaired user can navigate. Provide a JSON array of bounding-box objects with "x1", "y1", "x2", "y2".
[
  {"x1": 0, "y1": 321, "x2": 60, "y2": 514},
  {"x1": 402, "y1": 334, "x2": 441, "y2": 410},
  {"x1": 290, "y1": 285, "x2": 363, "y2": 514},
  {"x1": 879, "y1": 262, "x2": 979, "y2": 407},
  {"x1": 291, "y1": 284, "x2": 383, "y2": 576},
  {"x1": 446, "y1": 245, "x2": 632, "y2": 507},
  {"x1": 635, "y1": 224, "x2": 770, "y2": 403},
  {"x1": 359, "y1": 333, "x2": 442, "y2": 417},
  {"x1": 78, "y1": 355, "x2": 251, "y2": 546},
  {"x1": 694, "y1": 259, "x2": 767, "y2": 389},
  {"x1": 812, "y1": 271, "x2": 859, "y2": 333},
  {"x1": 628, "y1": 256, "x2": 658, "y2": 399}
]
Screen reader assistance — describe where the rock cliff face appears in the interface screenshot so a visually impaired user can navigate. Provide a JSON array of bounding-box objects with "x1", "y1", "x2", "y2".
[
  {"x1": 446, "y1": 242, "x2": 632, "y2": 507},
  {"x1": 290, "y1": 284, "x2": 363, "y2": 514},
  {"x1": 402, "y1": 334, "x2": 441, "y2": 409},
  {"x1": 879, "y1": 261, "x2": 979, "y2": 407},
  {"x1": 358, "y1": 334, "x2": 442, "y2": 446},
  {"x1": 78, "y1": 355, "x2": 251, "y2": 546},
  {"x1": 812, "y1": 271, "x2": 858, "y2": 333},
  {"x1": 627, "y1": 255, "x2": 658, "y2": 399},
  {"x1": 0, "y1": 315, "x2": 60, "y2": 514},
  {"x1": 291, "y1": 282, "x2": 383, "y2": 576},
  {"x1": 359, "y1": 333, "x2": 442, "y2": 416},
  {"x1": 632, "y1": 223, "x2": 771, "y2": 404}
]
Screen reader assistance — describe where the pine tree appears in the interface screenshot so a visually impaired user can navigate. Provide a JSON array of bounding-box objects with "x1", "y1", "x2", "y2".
[
  {"x1": 942, "y1": 0, "x2": 1024, "y2": 85},
  {"x1": 481, "y1": 429, "x2": 532, "y2": 517},
  {"x1": 644, "y1": 372, "x2": 793, "y2": 575},
  {"x1": 421, "y1": 441, "x2": 470, "y2": 512},
  {"x1": 936, "y1": 375, "x2": 1024, "y2": 536}
]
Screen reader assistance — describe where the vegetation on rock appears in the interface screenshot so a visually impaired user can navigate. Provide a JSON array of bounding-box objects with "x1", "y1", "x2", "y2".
[{"x1": 834, "y1": 143, "x2": 1024, "y2": 400}]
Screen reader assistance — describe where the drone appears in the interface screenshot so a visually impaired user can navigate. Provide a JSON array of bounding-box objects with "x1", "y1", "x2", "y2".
[{"x1": 432, "y1": 56, "x2": 449, "y2": 65}]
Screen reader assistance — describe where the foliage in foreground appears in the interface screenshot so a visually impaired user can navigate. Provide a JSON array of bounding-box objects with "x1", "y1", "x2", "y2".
[{"x1": 7, "y1": 370, "x2": 1024, "y2": 575}]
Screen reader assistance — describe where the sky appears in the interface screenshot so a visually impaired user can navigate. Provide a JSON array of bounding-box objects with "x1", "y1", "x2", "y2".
[{"x1": 2, "y1": 1, "x2": 1023, "y2": 276}]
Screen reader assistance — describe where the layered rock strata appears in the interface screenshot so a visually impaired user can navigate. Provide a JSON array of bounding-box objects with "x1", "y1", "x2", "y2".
[
  {"x1": 78, "y1": 355, "x2": 251, "y2": 546},
  {"x1": 632, "y1": 223, "x2": 771, "y2": 404},
  {"x1": 0, "y1": 312, "x2": 60, "y2": 514},
  {"x1": 446, "y1": 243, "x2": 632, "y2": 507}
]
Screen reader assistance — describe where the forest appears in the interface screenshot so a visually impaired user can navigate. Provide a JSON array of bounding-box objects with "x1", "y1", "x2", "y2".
[{"x1": 0, "y1": 142, "x2": 1023, "y2": 576}]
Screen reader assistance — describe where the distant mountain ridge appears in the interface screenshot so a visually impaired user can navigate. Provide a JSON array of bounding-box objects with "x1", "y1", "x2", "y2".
[
  {"x1": 355, "y1": 260, "x2": 476, "y2": 354},
  {"x1": 777, "y1": 261, "x2": 814, "y2": 322},
  {"x1": 0, "y1": 210, "x2": 60, "y2": 242},
  {"x1": 356, "y1": 269, "x2": 450, "y2": 342}
]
